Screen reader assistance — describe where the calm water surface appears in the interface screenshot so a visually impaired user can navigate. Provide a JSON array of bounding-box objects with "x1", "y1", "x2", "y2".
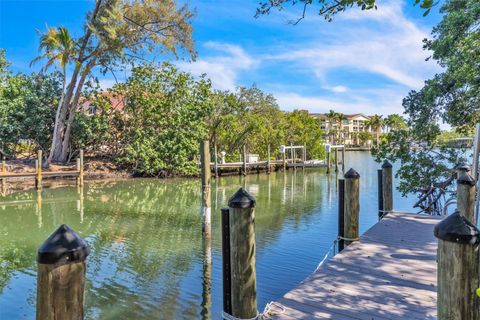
[{"x1": 0, "y1": 152, "x2": 415, "y2": 319}]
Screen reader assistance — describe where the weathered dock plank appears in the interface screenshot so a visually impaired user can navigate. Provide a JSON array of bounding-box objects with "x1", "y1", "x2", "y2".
[{"x1": 272, "y1": 212, "x2": 442, "y2": 320}]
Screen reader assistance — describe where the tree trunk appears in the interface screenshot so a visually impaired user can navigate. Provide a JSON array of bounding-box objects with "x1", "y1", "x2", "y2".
[
  {"x1": 49, "y1": 65, "x2": 81, "y2": 162},
  {"x1": 59, "y1": 66, "x2": 91, "y2": 161}
]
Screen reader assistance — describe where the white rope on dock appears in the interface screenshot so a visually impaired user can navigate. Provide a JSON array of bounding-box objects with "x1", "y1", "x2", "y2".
[{"x1": 315, "y1": 238, "x2": 338, "y2": 272}]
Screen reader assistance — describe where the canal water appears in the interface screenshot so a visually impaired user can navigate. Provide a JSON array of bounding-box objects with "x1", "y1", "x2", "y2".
[{"x1": 0, "y1": 152, "x2": 416, "y2": 319}]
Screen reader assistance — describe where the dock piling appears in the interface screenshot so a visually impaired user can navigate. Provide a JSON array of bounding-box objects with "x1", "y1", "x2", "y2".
[
  {"x1": 377, "y1": 169, "x2": 384, "y2": 219},
  {"x1": 79, "y1": 150, "x2": 84, "y2": 187},
  {"x1": 242, "y1": 145, "x2": 247, "y2": 176},
  {"x1": 326, "y1": 145, "x2": 331, "y2": 174},
  {"x1": 226, "y1": 188, "x2": 257, "y2": 319},
  {"x1": 434, "y1": 211, "x2": 480, "y2": 320},
  {"x1": 381, "y1": 160, "x2": 393, "y2": 215},
  {"x1": 457, "y1": 169, "x2": 475, "y2": 222},
  {"x1": 36, "y1": 224, "x2": 89, "y2": 320},
  {"x1": 1, "y1": 156, "x2": 5, "y2": 190},
  {"x1": 36, "y1": 150, "x2": 42, "y2": 190},
  {"x1": 335, "y1": 148, "x2": 339, "y2": 172},
  {"x1": 200, "y1": 140, "x2": 212, "y2": 237},
  {"x1": 341, "y1": 146, "x2": 345, "y2": 172},
  {"x1": 338, "y1": 178, "x2": 345, "y2": 252},
  {"x1": 221, "y1": 208, "x2": 232, "y2": 315},
  {"x1": 267, "y1": 144, "x2": 271, "y2": 174},
  {"x1": 344, "y1": 168, "x2": 359, "y2": 246},
  {"x1": 214, "y1": 143, "x2": 219, "y2": 178}
]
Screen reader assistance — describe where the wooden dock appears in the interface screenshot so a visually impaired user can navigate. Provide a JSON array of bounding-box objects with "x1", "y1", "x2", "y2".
[{"x1": 271, "y1": 212, "x2": 442, "y2": 320}]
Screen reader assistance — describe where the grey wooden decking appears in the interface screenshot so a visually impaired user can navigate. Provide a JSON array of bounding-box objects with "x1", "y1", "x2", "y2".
[{"x1": 272, "y1": 212, "x2": 443, "y2": 320}]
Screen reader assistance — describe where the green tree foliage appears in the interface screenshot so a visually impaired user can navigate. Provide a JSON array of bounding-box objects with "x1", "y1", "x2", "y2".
[
  {"x1": 285, "y1": 110, "x2": 325, "y2": 159},
  {"x1": 0, "y1": 50, "x2": 61, "y2": 156},
  {"x1": 33, "y1": 0, "x2": 196, "y2": 162},
  {"x1": 108, "y1": 63, "x2": 213, "y2": 176},
  {"x1": 256, "y1": 0, "x2": 436, "y2": 23},
  {"x1": 376, "y1": 0, "x2": 479, "y2": 195}
]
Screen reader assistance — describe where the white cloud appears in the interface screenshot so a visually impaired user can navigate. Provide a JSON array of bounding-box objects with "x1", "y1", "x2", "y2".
[
  {"x1": 330, "y1": 85, "x2": 348, "y2": 93},
  {"x1": 177, "y1": 42, "x2": 256, "y2": 91},
  {"x1": 263, "y1": 1, "x2": 439, "y2": 90},
  {"x1": 275, "y1": 87, "x2": 408, "y2": 116}
]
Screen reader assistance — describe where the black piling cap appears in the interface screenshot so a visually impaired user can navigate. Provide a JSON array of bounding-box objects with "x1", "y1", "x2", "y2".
[
  {"x1": 381, "y1": 160, "x2": 393, "y2": 169},
  {"x1": 344, "y1": 168, "x2": 360, "y2": 179},
  {"x1": 457, "y1": 171, "x2": 475, "y2": 186},
  {"x1": 228, "y1": 188, "x2": 256, "y2": 209},
  {"x1": 434, "y1": 211, "x2": 480, "y2": 245},
  {"x1": 37, "y1": 224, "x2": 90, "y2": 265}
]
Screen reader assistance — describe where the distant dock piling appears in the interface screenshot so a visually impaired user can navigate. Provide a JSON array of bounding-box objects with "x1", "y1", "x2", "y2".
[
  {"x1": 200, "y1": 140, "x2": 212, "y2": 237},
  {"x1": 343, "y1": 168, "x2": 359, "y2": 246},
  {"x1": 36, "y1": 224, "x2": 89, "y2": 320},
  {"x1": 1, "y1": 156, "x2": 5, "y2": 190},
  {"x1": 222, "y1": 188, "x2": 257, "y2": 319},
  {"x1": 381, "y1": 160, "x2": 393, "y2": 215},
  {"x1": 36, "y1": 150, "x2": 42, "y2": 190},
  {"x1": 377, "y1": 169, "x2": 383, "y2": 219},
  {"x1": 338, "y1": 178, "x2": 345, "y2": 252}
]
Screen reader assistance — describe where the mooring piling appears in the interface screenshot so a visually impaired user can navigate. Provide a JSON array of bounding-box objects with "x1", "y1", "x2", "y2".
[
  {"x1": 338, "y1": 178, "x2": 345, "y2": 252},
  {"x1": 1, "y1": 156, "x2": 5, "y2": 190},
  {"x1": 341, "y1": 146, "x2": 346, "y2": 172},
  {"x1": 35, "y1": 150, "x2": 42, "y2": 190},
  {"x1": 381, "y1": 160, "x2": 393, "y2": 215},
  {"x1": 326, "y1": 145, "x2": 331, "y2": 174},
  {"x1": 224, "y1": 188, "x2": 257, "y2": 319},
  {"x1": 200, "y1": 140, "x2": 212, "y2": 237},
  {"x1": 434, "y1": 211, "x2": 480, "y2": 320},
  {"x1": 221, "y1": 208, "x2": 232, "y2": 316},
  {"x1": 214, "y1": 143, "x2": 219, "y2": 178},
  {"x1": 36, "y1": 224, "x2": 89, "y2": 320},
  {"x1": 242, "y1": 145, "x2": 247, "y2": 176},
  {"x1": 335, "y1": 148, "x2": 339, "y2": 172},
  {"x1": 267, "y1": 144, "x2": 271, "y2": 174},
  {"x1": 377, "y1": 169, "x2": 384, "y2": 219},
  {"x1": 344, "y1": 168, "x2": 359, "y2": 246},
  {"x1": 457, "y1": 170, "x2": 475, "y2": 223}
]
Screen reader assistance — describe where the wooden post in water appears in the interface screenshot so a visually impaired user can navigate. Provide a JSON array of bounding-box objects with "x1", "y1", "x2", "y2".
[
  {"x1": 36, "y1": 224, "x2": 89, "y2": 320},
  {"x1": 214, "y1": 143, "x2": 218, "y2": 178},
  {"x1": 344, "y1": 168, "x2": 359, "y2": 246},
  {"x1": 338, "y1": 179, "x2": 345, "y2": 252},
  {"x1": 76, "y1": 159, "x2": 81, "y2": 186},
  {"x1": 334, "y1": 148, "x2": 339, "y2": 172},
  {"x1": 79, "y1": 150, "x2": 84, "y2": 187},
  {"x1": 377, "y1": 169, "x2": 384, "y2": 220},
  {"x1": 36, "y1": 150, "x2": 42, "y2": 190},
  {"x1": 221, "y1": 208, "x2": 232, "y2": 316},
  {"x1": 242, "y1": 145, "x2": 247, "y2": 176},
  {"x1": 434, "y1": 211, "x2": 480, "y2": 320},
  {"x1": 457, "y1": 170, "x2": 475, "y2": 223},
  {"x1": 267, "y1": 144, "x2": 271, "y2": 174},
  {"x1": 1, "y1": 156, "x2": 6, "y2": 190},
  {"x1": 381, "y1": 160, "x2": 393, "y2": 215},
  {"x1": 326, "y1": 145, "x2": 331, "y2": 174},
  {"x1": 200, "y1": 140, "x2": 212, "y2": 237},
  {"x1": 341, "y1": 146, "x2": 346, "y2": 172},
  {"x1": 227, "y1": 188, "x2": 257, "y2": 319},
  {"x1": 303, "y1": 144, "x2": 306, "y2": 169}
]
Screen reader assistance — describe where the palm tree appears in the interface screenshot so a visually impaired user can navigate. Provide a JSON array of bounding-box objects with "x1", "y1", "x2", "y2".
[
  {"x1": 31, "y1": 26, "x2": 76, "y2": 163},
  {"x1": 365, "y1": 114, "x2": 384, "y2": 145},
  {"x1": 325, "y1": 110, "x2": 346, "y2": 144}
]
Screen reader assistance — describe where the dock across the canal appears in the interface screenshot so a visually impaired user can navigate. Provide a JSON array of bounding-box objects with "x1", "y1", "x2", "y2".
[{"x1": 271, "y1": 211, "x2": 442, "y2": 320}]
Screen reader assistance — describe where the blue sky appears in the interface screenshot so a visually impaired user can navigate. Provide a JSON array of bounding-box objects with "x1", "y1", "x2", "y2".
[{"x1": 0, "y1": 0, "x2": 444, "y2": 115}]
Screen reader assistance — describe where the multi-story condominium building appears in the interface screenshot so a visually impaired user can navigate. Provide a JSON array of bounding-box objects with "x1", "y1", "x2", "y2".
[{"x1": 310, "y1": 113, "x2": 383, "y2": 146}]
